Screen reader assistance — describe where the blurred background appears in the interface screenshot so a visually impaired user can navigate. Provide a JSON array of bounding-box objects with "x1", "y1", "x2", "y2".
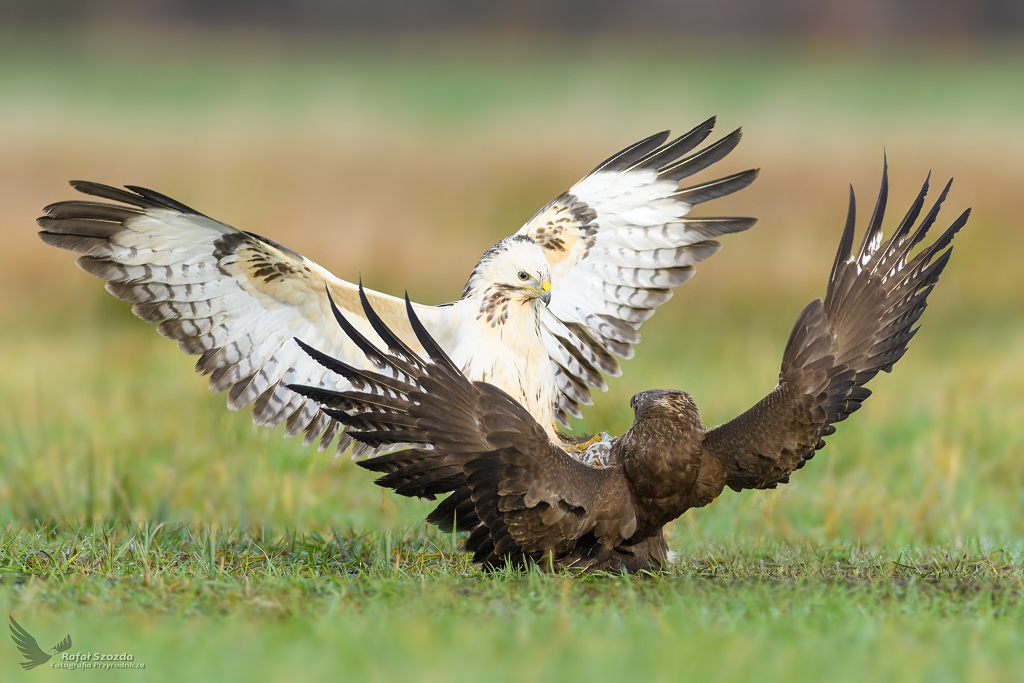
[
  {"x1": 1, "y1": 0, "x2": 1023, "y2": 542},
  {"x1": 3, "y1": 0, "x2": 1024, "y2": 36}
]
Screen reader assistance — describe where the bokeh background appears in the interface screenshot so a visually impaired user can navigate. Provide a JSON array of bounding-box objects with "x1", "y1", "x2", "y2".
[
  {"x1": 1, "y1": 3, "x2": 1023, "y2": 679},
  {"x1": 3, "y1": 0, "x2": 1024, "y2": 536}
]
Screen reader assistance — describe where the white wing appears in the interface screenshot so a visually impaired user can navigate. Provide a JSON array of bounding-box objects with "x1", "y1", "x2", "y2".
[
  {"x1": 516, "y1": 117, "x2": 759, "y2": 424},
  {"x1": 38, "y1": 182, "x2": 457, "y2": 454}
]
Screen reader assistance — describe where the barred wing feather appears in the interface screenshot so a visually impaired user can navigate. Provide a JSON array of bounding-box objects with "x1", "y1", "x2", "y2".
[
  {"x1": 38, "y1": 182, "x2": 455, "y2": 454},
  {"x1": 517, "y1": 118, "x2": 759, "y2": 423}
]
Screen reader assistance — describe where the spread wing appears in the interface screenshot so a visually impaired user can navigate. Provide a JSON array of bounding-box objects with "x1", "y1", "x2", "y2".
[
  {"x1": 53, "y1": 635, "x2": 72, "y2": 653},
  {"x1": 289, "y1": 287, "x2": 635, "y2": 569},
  {"x1": 38, "y1": 182, "x2": 458, "y2": 455},
  {"x1": 516, "y1": 117, "x2": 760, "y2": 424},
  {"x1": 9, "y1": 617, "x2": 51, "y2": 670},
  {"x1": 702, "y1": 161, "x2": 969, "y2": 491}
]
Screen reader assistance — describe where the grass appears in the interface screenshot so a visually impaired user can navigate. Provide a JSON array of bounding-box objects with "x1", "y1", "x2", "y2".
[
  {"x1": 2, "y1": 292, "x2": 1023, "y2": 681},
  {"x1": 2, "y1": 521, "x2": 1024, "y2": 681},
  {"x1": 2, "y1": 32, "x2": 1024, "y2": 681}
]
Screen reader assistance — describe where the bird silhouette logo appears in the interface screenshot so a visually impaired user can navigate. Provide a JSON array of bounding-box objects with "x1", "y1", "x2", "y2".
[{"x1": 8, "y1": 616, "x2": 72, "y2": 670}]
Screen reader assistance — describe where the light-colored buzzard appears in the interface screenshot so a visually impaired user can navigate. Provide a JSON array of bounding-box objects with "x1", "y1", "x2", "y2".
[{"x1": 39, "y1": 118, "x2": 756, "y2": 455}]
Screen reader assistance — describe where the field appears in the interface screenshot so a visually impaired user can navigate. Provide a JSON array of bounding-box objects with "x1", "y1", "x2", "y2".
[{"x1": 1, "y1": 31, "x2": 1024, "y2": 681}]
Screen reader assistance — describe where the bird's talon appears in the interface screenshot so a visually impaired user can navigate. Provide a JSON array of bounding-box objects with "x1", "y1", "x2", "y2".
[{"x1": 573, "y1": 434, "x2": 603, "y2": 451}]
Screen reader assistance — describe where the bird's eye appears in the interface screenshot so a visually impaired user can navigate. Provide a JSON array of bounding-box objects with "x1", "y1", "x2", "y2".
[{"x1": 518, "y1": 271, "x2": 529, "y2": 281}]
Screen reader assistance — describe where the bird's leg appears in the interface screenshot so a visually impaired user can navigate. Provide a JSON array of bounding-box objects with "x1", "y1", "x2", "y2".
[
  {"x1": 569, "y1": 432, "x2": 603, "y2": 452},
  {"x1": 554, "y1": 423, "x2": 603, "y2": 452}
]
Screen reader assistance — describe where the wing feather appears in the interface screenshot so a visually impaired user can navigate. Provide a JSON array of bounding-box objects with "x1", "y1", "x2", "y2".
[
  {"x1": 702, "y1": 166, "x2": 969, "y2": 490},
  {"x1": 39, "y1": 182, "x2": 458, "y2": 454},
  {"x1": 517, "y1": 118, "x2": 758, "y2": 425}
]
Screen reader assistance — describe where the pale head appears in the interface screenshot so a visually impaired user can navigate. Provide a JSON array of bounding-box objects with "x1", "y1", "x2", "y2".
[{"x1": 462, "y1": 235, "x2": 552, "y2": 305}]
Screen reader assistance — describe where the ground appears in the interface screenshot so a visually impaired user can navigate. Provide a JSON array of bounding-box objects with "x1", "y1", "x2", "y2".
[{"x1": 1, "y1": 32, "x2": 1023, "y2": 681}]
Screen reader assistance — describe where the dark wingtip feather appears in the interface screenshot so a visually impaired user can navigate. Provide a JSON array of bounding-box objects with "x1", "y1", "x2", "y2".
[
  {"x1": 286, "y1": 381, "x2": 328, "y2": 401},
  {"x1": 291, "y1": 334, "x2": 413, "y2": 397},
  {"x1": 856, "y1": 156, "x2": 888, "y2": 264},
  {"x1": 828, "y1": 185, "x2": 857, "y2": 290},
  {"x1": 66, "y1": 180, "x2": 204, "y2": 215},
  {"x1": 357, "y1": 282, "x2": 421, "y2": 364},
  {"x1": 925, "y1": 207, "x2": 971, "y2": 258},
  {"x1": 404, "y1": 293, "x2": 460, "y2": 371},
  {"x1": 292, "y1": 336, "x2": 349, "y2": 375},
  {"x1": 38, "y1": 231, "x2": 111, "y2": 255},
  {"x1": 588, "y1": 130, "x2": 672, "y2": 175},
  {"x1": 882, "y1": 171, "x2": 931, "y2": 260},
  {"x1": 124, "y1": 184, "x2": 203, "y2": 215},
  {"x1": 325, "y1": 288, "x2": 347, "y2": 330},
  {"x1": 325, "y1": 288, "x2": 367, "y2": 352},
  {"x1": 40, "y1": 200, "x2": 142, "y2": 221},
  {"x1": 68, "y1": 180, "x2": 162, "y2": 210},
  {"x1": 625, "y1": 116, "x2": 719, "y2": 172},
  {"x1": 673, "y1": 168, "x2": 760, "y2": 205},
  {"x1": 657, "y1": 127, "x2": 743, "y2": 182},
  {"x1": 908, "y1": 177, "x2": 954, "y2": 251},
  {"x1": 68, "y1": 180, "x2": 119, "y2": 195},
  {"x1": 324, "y1": 287, "x2": 396, "y2": 371}
]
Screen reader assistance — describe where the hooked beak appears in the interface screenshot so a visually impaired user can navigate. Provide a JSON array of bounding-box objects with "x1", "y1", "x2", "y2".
[{"x1": 525, "y1": 280, "x2": 552, "y2": 305}]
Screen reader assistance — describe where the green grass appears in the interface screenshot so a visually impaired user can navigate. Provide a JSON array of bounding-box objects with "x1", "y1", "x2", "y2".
[
  {"x1": 2, "y1": 521, "x2": 1024, "y2": 682},
  {"x1": 3, "y1": 290, "x2": 1023, "y2": 681},
  {"x1": 2, "y1": 35, "x2": 1024, "y2": 681}
]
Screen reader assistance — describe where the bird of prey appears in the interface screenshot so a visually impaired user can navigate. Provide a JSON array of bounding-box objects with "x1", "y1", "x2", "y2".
[
  {"x1": 38, "y1": 118, "x2": 757, "y2": 456},
  {"x1": 290, "y1": 162, "x2": 969, "y2": 572},
  {"x1": 8, "y1": 616, "x2": 72, "y2": 670}
]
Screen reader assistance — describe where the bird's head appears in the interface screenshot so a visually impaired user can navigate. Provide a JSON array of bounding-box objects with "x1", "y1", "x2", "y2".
[
  {"x1": 629, "y1": 390, "x2": 700, "y2": 428},
  {"x1": 462, "y1": 235, "x2": 552, "y2": 306},
  {"x1": 619, "y1": 389, "x2": 704, "y2": 500}
]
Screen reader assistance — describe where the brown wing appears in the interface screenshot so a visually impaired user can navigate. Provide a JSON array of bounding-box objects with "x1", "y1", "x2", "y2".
[
  {"x1": 288, "y1": 286, "x2": 635, "y2": 569},
  {"x1": 703, "y1": 161, "x2": 970, "y2": 491},
  {"x1": 462, "y1": 387, "x2": 636, "y2": 568}
]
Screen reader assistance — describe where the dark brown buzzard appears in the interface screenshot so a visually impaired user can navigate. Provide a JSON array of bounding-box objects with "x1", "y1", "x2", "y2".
[{"x1": 291, "y1": 161, "x2": 969, "y2": 573}]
